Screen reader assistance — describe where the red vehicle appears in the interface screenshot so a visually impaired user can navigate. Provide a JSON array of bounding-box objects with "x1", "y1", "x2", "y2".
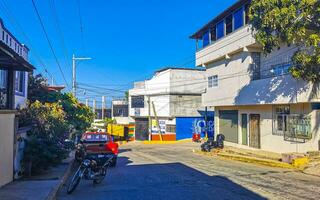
[{"x1": 76, "y1": 132, "x2": 118, "y2": 167}]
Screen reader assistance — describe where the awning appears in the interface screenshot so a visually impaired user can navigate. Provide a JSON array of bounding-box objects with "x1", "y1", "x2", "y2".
[{"x1": 0, "y1": 41, "x2": 35, "y2": 72}]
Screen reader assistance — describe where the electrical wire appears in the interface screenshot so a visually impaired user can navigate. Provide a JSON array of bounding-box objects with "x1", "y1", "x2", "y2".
[{"x1": 31, "y1": 0, "x2": 69, "y2": 88}]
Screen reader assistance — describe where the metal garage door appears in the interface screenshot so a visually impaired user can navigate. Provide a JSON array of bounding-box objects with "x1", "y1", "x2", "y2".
[
  {"x1": 219, "y1": 110, "x2": 238, "y2": 143},
  {"x1": 135, "y1": 118, "x2": 149, "y2": 141}
]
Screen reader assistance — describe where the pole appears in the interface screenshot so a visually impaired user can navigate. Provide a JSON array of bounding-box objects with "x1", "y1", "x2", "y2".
[
  {"x1": 205, "y1": 106, "x2": 208, "y2": 139},
  {"x1": 148, "y1": 96, "x2": 151, "y2": 141},
  {"x1": 72, "y1": 54, "x2": 76, "y2": 97},
  {"x1": 102, "y1": 96, "x2": 105, "y2": 119},
  {"x1": 85, "y1": 99, "x2": 88, "y2": 107},
  {"x1": 72, "y1": 54, "x2": 92, "y2": 98},
  {"x1": 93, "y1": 99, "x2": 96, "y2": 117},
  {"x1": 152, "y1": 101, "x2": 162, "y2": 141}
]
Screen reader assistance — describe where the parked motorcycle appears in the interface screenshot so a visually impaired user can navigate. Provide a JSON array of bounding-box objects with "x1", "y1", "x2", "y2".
[
  {"x1": 67, "y1": 154, "x2": 114, "y2": 194},
  {"x1": 201, "y1": 134, "x2": 225, "y2": 152}
]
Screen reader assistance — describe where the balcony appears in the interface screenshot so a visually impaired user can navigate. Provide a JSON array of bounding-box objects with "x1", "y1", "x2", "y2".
[{"x1": 196, "y1": 26, "x2": 259, "y2": 66}]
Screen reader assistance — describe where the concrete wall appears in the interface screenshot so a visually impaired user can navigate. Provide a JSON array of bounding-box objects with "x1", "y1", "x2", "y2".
[
  {"x1": 170, "y1": 95, "x2": 202, "y2": 117},
  {"x1": 202, "y1": 46, "x2": 320, "y2": 107},
  {"x1": 129, "y1": 69, "x2": 206, "y2": 118},
  {"x1": 0, "y1": 112, "x2": 15, "y2": 187},
  {"x1": 215, "y1": 104, "x2": 320, "y2": 153}
]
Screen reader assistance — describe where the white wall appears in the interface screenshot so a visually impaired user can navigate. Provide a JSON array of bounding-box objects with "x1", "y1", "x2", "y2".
[
  {"x1": 0, "y1": 112, "x2": 15, "y2": 187},
  {"x1": 129, "y1": 69, "x2": 206, "y2": 118},
  {"x1": 215, "y1": 104, "x2": 320, "y2": 153},
  {"x1": 202, "y1": 46, "x2": 320, "y2": 107}
]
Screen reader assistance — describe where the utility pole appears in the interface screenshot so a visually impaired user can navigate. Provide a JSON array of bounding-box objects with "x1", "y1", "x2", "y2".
[
  {"x1": 205, "y1": 106, "x2": 208, "y2": 139},
  {"x1": 93, "y1": 99, "x2": 96, "y2": 117},
  {"x1": 152, "y1": 101, "x2": 162, "y2": 141},
  {"x1": 85, "y1": 99, "x2": 89, "y2": 107},
  {"x1": 102, "y1": 96, "x2": 105, "y2": 119},
  {"x1": 148, "y1": 96, "x2": 151, "y2": 141},
  {"x1": 72, "y1": 54, "x2": 92, "y2": 98}
]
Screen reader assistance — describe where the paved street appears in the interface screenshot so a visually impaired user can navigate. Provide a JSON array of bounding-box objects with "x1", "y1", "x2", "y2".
[{"x1": 58, "y1": 142, "x2": 320, "y2": 200}]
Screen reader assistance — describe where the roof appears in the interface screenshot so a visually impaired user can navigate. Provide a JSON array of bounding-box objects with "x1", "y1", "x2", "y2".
[
  {"x1": 155, "y1": 67, "x2": 205, "y2": 74},
  {"x1": 190, "y1": 0, "x2": 251, "y2": 39}
]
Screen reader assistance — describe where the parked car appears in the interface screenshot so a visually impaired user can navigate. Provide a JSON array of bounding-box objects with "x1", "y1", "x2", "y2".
[{"x1": 75, "y1": 132, "x2": 118, "y2": 167}]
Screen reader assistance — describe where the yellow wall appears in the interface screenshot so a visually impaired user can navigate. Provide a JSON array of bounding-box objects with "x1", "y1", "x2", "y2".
[
  {"x1": 0, "y1": 112, "x2": 15, "y2": 187},
  {"x1": 107, "y1": 124, "x2": 125, "y2": 137}
]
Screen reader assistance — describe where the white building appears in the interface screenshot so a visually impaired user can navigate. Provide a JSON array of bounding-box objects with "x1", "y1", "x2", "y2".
[
  {"x1": 191, "y1": 0, "x2": 320, "y2": 153},
  {"x1": 0, "y1": 18, "x2": 34, "y2": 187},
  {"x1": 129, "y1": 67, "x2": 207, "y2": 141}
]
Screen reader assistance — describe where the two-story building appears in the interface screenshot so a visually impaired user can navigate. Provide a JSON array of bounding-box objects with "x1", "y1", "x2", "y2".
[
  {"x1": 129, "y1": 67, "x2": 211, "y2": 141},
  {"x1": 191, "y1": 0, "x2": 320, "y2": 153},
  {"x1": 0, "y1": 18, "x2": 34, "y2": 187}
]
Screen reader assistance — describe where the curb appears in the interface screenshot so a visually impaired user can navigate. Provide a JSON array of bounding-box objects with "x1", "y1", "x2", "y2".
[
  {"x1": 46, "y1": 159, "x2": 75, "y2": 200},
  {"x1": 195, "y1": 150, "x2": 295, "y2": 169},
  {"x1": 143, "y1": 139, "x2": 192, "y2": 145}
]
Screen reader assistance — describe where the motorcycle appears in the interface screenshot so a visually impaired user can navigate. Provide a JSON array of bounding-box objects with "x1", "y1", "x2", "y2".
[
  {"x1": 67, "y1": 154, "x2": 114, "y2": 194},
  {"x1": 201, "y1": 134, "x2": 225, "y2": 152}
]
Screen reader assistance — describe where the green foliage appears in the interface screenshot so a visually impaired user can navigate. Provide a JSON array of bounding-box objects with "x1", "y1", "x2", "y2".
[
  {"x1": 20, "y1": 101, "x2": 68, "y2": 175},
  {"x1": 250, "y1": 0, "x2": 320, "y2": 82},
  {"x1": 20, "y1": 74, "x2": 94, "y2": 175}
]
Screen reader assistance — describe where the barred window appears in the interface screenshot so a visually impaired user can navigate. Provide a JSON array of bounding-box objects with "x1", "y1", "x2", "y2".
[
  {"x1": 166, "y1": 125, "x2": 176, "y2": 133},
  {"x1": 273, "y1": 105, "x2": 290, "y2": 136}
]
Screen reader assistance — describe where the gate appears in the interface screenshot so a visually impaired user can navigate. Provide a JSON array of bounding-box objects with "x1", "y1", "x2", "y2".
[{"x1": 135, "y1": 118, "x2": 149, "y2": 141}]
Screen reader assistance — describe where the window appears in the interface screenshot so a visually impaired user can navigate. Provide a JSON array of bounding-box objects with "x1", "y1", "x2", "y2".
[
  {"x1": 251, "y1": 52, "x2": 261, "y2": 80},
  {"x1": 2, "y1": 31, "x2": 4, "y2": 41},
  {"x1": 226, "y1": 15, "x2": 233, "y2": 35},
  {"x1": 15, "y1": 71, "x2": 25, "y2": 94},
  {"x1": 208, "y1": 75, "x2": 218, "y2": 88},
  {"x1": 216, "y1": 21, "x2": 224, "y2": 40},
  {"x1": 166, "y1": 125, "x2": 176, "y2": 133},
  {"x1": 271, "y1": 62, "x2": 291, "y2": 76},
  {"x1": 273, "y1": 105, "x2": 290, "y2": 136},
  {"x1": 131, "y1": 96, "x2": 144, "y2": 108},
  {"x1": 0, "y1": 70, "x2": 8, "y2": 109},
  {"x1": 210, "y1": 25, "x2": 217, "y2": 42},
  {"x1": 6, "y1": 34, "x2": 8, "y2": 44},
  {"x1": 245, "y1": 4, "x2": 250, "y2": 24},
  {"x1": 202, "y1": 31, "x2": 210, "y2": 48},
  {"x1": 9, "y1": 38, "x2": 11, "y2": 46},
  {"x1": 233, "y1": 8, "x2": 244, "y2": 30}
]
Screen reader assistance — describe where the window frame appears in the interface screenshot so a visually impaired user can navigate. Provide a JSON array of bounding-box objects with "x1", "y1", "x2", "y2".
[
  {"x1": 208, "y1": 75, "x2": 218, "y2": 88},
  {"x1": 273, "y1": 105, "x2": 290, "y2": 136},
  {"x1": 15, "y1": 71, "x2": 25, "y2": 96}
]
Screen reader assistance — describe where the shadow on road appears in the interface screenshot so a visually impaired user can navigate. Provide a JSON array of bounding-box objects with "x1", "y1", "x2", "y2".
[{"x1": 58, "y1": 154, "x2": 267, "y2": 200}]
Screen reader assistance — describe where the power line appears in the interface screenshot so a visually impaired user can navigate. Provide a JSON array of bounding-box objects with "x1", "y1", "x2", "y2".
[
  {"x1": 49, "y1": 0, "x2": 72, "y2": 75},
  {"x1": 75, "y1": 0, "x2": 85, "y2": 52},
  {"x1": 0, "y1": 0, "x2": 57, "y2": 84},
  {"x1": 31, "y1": 0, "x2": 69, "y2": 88}
]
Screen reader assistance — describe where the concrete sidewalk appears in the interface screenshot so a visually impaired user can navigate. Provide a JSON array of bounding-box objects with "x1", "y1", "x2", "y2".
[{"x1": 0, "y1": 152, "x2": 74, "y2": 200}]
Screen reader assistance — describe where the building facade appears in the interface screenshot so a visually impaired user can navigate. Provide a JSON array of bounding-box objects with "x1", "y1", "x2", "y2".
[
  {"x1": 129, "y1": 67, "x2": 207, "y2": 141},
  {"x1": 0, "y1": 18, "x2": 34, "y2": 187},
  {"x1": 191, "y1": 0, "x2": 320, "y2": 153}
]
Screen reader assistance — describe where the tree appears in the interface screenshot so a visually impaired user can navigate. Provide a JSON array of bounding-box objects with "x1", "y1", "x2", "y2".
[
  {"x1": 249, "y1": 0, "x2": 320, "y2": 82},
  {"x1": 20, "y1": 101, "x2": 68, "y2": 175}
]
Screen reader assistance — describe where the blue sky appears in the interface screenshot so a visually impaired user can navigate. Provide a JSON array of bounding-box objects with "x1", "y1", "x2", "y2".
[{"x1": 0, "y1": 0, "x2": 236, "y2": 105}]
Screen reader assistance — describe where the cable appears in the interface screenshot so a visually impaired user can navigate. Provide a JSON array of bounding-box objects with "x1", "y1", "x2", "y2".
[
  {"x1": 49, "y1": 0, "x2": 72, "y2": 75},
  {"x1": 31, "y1": 0, "x2": 69, "y2": 88},
  {"x1": 0, "y1": 0, "x2": 57, "y2": 84},
  {"x1": 75, "y1": 0, "x2": 85, "y2": 52}
]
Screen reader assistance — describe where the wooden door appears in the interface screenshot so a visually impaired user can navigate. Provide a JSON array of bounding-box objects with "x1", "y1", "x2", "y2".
[{"x1": 249, "y1": 114, "x2": 260, "y2": 149}]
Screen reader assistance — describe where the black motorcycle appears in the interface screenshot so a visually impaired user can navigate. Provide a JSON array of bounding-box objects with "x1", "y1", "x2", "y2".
[
  {"x1": 67, "y1": 154, "x2": 114, "y2": 194},
  {"x1": 201, "y1": 134, "x2": 225, "y2": 152}
]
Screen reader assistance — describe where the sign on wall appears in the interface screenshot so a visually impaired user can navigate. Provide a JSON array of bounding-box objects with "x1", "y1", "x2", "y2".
[{"x1": 151, "y1": 119, "x2": 166, "y2": 134}]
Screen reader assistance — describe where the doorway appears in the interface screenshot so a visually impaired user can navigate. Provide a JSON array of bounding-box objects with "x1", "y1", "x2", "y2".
[{"x1": 249, "y1": 114, "x2": 260, "y2": 149}]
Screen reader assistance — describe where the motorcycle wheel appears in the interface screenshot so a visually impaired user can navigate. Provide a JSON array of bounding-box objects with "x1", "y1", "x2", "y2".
[
  {"x1": 67, "y1": 168, "x2": 83, "y2": 194},
  {"x1": 93, "y1": 167, "x2": 107, "y2": 184}
]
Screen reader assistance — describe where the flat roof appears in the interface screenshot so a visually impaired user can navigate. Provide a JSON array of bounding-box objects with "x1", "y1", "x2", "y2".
[
  {"x1": 155, "y1": 67, "x2": 205, "y2": 74},
  {"x1": 190, "y1": 0, "x2": 251, "y2": 40}
]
